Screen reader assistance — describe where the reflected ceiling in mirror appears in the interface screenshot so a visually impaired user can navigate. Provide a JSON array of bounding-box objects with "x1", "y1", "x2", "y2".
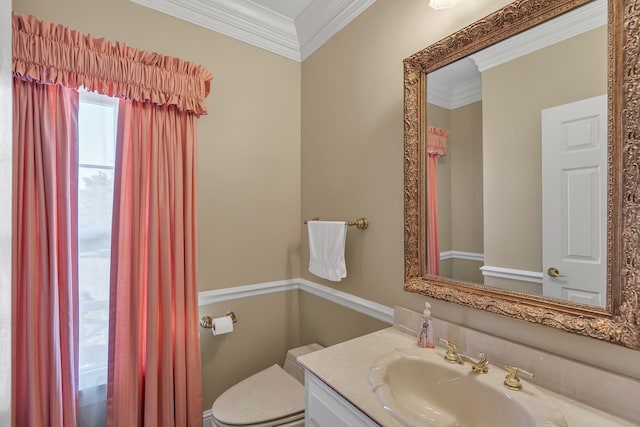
[
  {"x1": 425, "y1": 0, "x2": 608, "y2": 307},
  {"x1": 403, "y1": 0, "x2": 640, "y2": 349}
]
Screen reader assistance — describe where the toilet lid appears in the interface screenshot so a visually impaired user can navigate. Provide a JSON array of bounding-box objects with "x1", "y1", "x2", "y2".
[{"x1": 212, "y1": 364, "x2": 305, "y2": 426}]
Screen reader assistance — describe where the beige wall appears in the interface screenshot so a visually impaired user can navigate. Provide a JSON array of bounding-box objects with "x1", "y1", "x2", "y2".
[
  {"x1": 450, "y1": 102, "x2": 484, "y2": 284},
  {"x1": 302, "y1": 0, "x2": 640, "y2": 382},
  {"x1": 451, "y1": 259, "x2": 484, "y2": 284},
  {"x1": 450, "y1": 101, "x2": 483, "y2": 255},
  {"x1": 300, "y1": 0, "x2": 508, "y2": 308},
  {"x1": 482, "y1": 27, "x2": 607, "y2": 276},
  {"x1": 9, "y1": 0, "x2": 640, "y2": 419},
  {"x1": 298, "y1": 292, "x2": 388, "y2": 347}
]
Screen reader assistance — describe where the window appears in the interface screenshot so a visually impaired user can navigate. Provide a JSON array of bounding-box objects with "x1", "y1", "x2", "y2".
[{"x1": 78, "y1": 90, "x2": 118, "y2": 390}]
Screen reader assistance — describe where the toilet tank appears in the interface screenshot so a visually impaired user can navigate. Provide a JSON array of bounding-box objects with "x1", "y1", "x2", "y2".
[{"x1": 283, "y1": 343, "x2": 323, "y2": 384}]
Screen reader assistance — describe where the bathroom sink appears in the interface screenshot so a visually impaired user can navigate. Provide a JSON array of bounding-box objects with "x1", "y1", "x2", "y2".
[{"x1": 368, "y1": 347, "x2": 567, "y2": 427}]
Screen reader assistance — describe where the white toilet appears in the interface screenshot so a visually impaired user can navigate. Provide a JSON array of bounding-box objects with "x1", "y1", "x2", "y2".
[{"x1": 210, "y1": 343, "x2": 323, "y2": 427}]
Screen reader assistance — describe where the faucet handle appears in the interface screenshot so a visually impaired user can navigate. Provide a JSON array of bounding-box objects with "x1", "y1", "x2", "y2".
[
  {"x1": 438, "y1": 338, "x2": 456, "y2": 349},
  {"x1": 503, "y1": 365, "x2": 534, "y2": 390},
  {"x1": 438, "y1": 338, "x2": 459, "y2": 363}
]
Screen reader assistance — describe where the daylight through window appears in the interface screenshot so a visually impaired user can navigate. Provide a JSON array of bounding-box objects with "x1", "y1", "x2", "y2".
[{"x1": 78, "y1": 90, "x2": 118, "y2": 390}]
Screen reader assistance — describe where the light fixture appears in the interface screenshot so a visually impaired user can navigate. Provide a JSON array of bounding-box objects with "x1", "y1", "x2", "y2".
[{"x1": 429, "y1": 0, "x2": 462, "y2": 9}]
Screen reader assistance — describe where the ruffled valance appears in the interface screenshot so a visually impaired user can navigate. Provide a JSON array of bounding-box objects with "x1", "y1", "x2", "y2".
[
  {"x1": 12, "y1": 14, "x2": 212, "y2": 116},
  {"x1": 427, "y1": 125, "x2": 448, "y2": 157}
]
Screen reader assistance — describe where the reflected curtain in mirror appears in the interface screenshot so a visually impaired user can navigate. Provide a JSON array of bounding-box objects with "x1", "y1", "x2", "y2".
[{"x1": 427, "y1": 126, "x2": 449, "y2": 275}]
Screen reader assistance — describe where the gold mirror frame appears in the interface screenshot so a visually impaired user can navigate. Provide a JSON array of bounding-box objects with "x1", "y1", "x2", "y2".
[{"x1": 403, "y1": 0, "x2": 640, "y2": 349}]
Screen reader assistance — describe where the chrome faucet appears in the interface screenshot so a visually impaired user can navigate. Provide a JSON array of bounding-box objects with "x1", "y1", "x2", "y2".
[{"x1": 438, "y1": 338, "x2": 489, "y2": 373}]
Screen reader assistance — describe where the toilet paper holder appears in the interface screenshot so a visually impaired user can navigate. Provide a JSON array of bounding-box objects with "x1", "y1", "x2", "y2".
[{"x1": 200, "y1": 311, "x2": 237, "y2": 329}]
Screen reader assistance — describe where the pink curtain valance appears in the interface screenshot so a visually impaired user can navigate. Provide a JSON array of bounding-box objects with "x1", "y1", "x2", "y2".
[
  {"x1": 427, "y1": 125, "x2": 449, "y2": 157},
  {"x1": 12, "y1": 13, "x2": 212, "y2": 116}
]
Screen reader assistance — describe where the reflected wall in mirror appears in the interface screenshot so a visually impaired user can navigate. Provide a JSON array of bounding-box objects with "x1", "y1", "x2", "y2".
[
  {"x1": 403, "y1": 0, "x2": 640, "y2": 349},
  {"x1": 426, "y1": 0, "x2": 608, "y2": 307}
]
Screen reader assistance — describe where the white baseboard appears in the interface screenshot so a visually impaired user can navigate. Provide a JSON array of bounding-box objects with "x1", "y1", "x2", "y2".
[
  {"x1": 198, "y1": 278, "x2": 394, "y2": 324},
  {"x1": 203, "y1": 409, "x2": 212, "y2": 426}
]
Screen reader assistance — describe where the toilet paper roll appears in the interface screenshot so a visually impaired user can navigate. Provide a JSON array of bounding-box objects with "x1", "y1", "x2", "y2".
[{"x1": 212, "y1": 315, "x2": 234, "y2": 336}]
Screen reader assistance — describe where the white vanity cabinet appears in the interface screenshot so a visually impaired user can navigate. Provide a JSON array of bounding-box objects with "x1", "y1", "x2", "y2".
[{"x1": 305, "y1": 370, "x2": 379, "y2": 427}]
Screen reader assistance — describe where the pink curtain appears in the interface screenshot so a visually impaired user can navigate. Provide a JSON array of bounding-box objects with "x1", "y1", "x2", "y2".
[
  {"x1": 12, "y1": 13, "x2": 212, "y2": 427},
  {"x1": 12, "y1": 78, "x2": 80, "y2": 427},
  {"x1": 427, "y1": 126, "x2": 449, "y2": 276},
  {"x1": 12, "y1": 14, "x2": 211, "y2": 116},
  {"x1": 106, "y1": 99, "x2": 202, "y2": 427}
]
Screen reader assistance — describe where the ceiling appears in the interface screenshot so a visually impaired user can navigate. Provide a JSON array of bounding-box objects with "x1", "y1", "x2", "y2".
[
  {"x1": 129, "y1": 0, "x2": 376, "y2": 62},
  {"x1": 251, "y1": 0, "x2": 313, "y2": 18}
]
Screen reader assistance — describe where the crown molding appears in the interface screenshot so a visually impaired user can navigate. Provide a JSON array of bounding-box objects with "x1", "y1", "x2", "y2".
[
  {"x1": 296, "y1": 0, "x2": 375, "y2": 61},
  {"x1": 470, "y1": 0, "x2": 606, "y2": 72},
  {"x1": 129, "y1": 0, "x2": 375, "y2": 62},
  {"x1": 130, "y1": 0, "x2": 300, "y2": 59}
]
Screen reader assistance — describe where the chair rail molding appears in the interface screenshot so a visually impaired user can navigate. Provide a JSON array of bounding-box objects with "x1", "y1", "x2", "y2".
[
  {"x1": 480, "y1": 265, "x2": 543, "y2": 284},
  {"x1": 439, "y1": 250, "x2": 484, "y2": 262},
  {"x1": 198, "y1": 278, "x2": 393, "y2": 324}
]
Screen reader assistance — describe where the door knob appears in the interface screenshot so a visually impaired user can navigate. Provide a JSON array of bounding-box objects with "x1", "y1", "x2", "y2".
[{"x1": 547, "y1": 267, "x2": 567, "y2": 278}]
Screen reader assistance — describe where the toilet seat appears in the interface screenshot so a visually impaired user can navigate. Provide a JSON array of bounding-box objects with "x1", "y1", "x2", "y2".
[
  {"x1": 211, "y1": 364, "x2": 305, "y2": 427},
  {"x1": 211, "y1": 412, "x2": 304, "y2": 427}
]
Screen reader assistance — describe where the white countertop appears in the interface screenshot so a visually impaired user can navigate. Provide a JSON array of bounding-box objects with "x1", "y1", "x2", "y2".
[{"x1": 298, "y1": 327, "x2": 638, "y2": 427}]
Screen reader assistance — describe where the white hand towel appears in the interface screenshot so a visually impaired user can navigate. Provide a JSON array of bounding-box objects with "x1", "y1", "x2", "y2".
[{"x1": 307, "y1": 220, "x2": 348, "y2": 281}]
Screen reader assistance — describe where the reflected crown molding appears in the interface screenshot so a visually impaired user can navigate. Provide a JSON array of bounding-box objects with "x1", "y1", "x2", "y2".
[
  {"x1": 470, "y1": 0, "x2": 606, "y2": 72},
  {"x1": 428, "y1": 0, "x2": 607, "y2": 110},
  {"x1": 128, "y1": 0, "x2": 375, "y2": 62},
  {"x1": 428, "y1": 75, "x2": 482, "y2": 110}
]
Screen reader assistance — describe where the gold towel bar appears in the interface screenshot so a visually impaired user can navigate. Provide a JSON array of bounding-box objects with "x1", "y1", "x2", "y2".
[
  {"x1": 304, "y1": 217, "x2": 369, "y2": 230},
  {"x1": 200, "y1": 311, "x2": 237, "y2": 329}
]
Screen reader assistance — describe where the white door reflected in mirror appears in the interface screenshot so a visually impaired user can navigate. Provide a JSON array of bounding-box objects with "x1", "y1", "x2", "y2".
[{"x1": 541, "y1": 95, "x2": 607, "y2": 307}]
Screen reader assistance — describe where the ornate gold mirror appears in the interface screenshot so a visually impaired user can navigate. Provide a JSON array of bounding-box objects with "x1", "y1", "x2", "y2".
[{"x1": 403, "y1": 0, "x2": 640, "y2": 349}]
